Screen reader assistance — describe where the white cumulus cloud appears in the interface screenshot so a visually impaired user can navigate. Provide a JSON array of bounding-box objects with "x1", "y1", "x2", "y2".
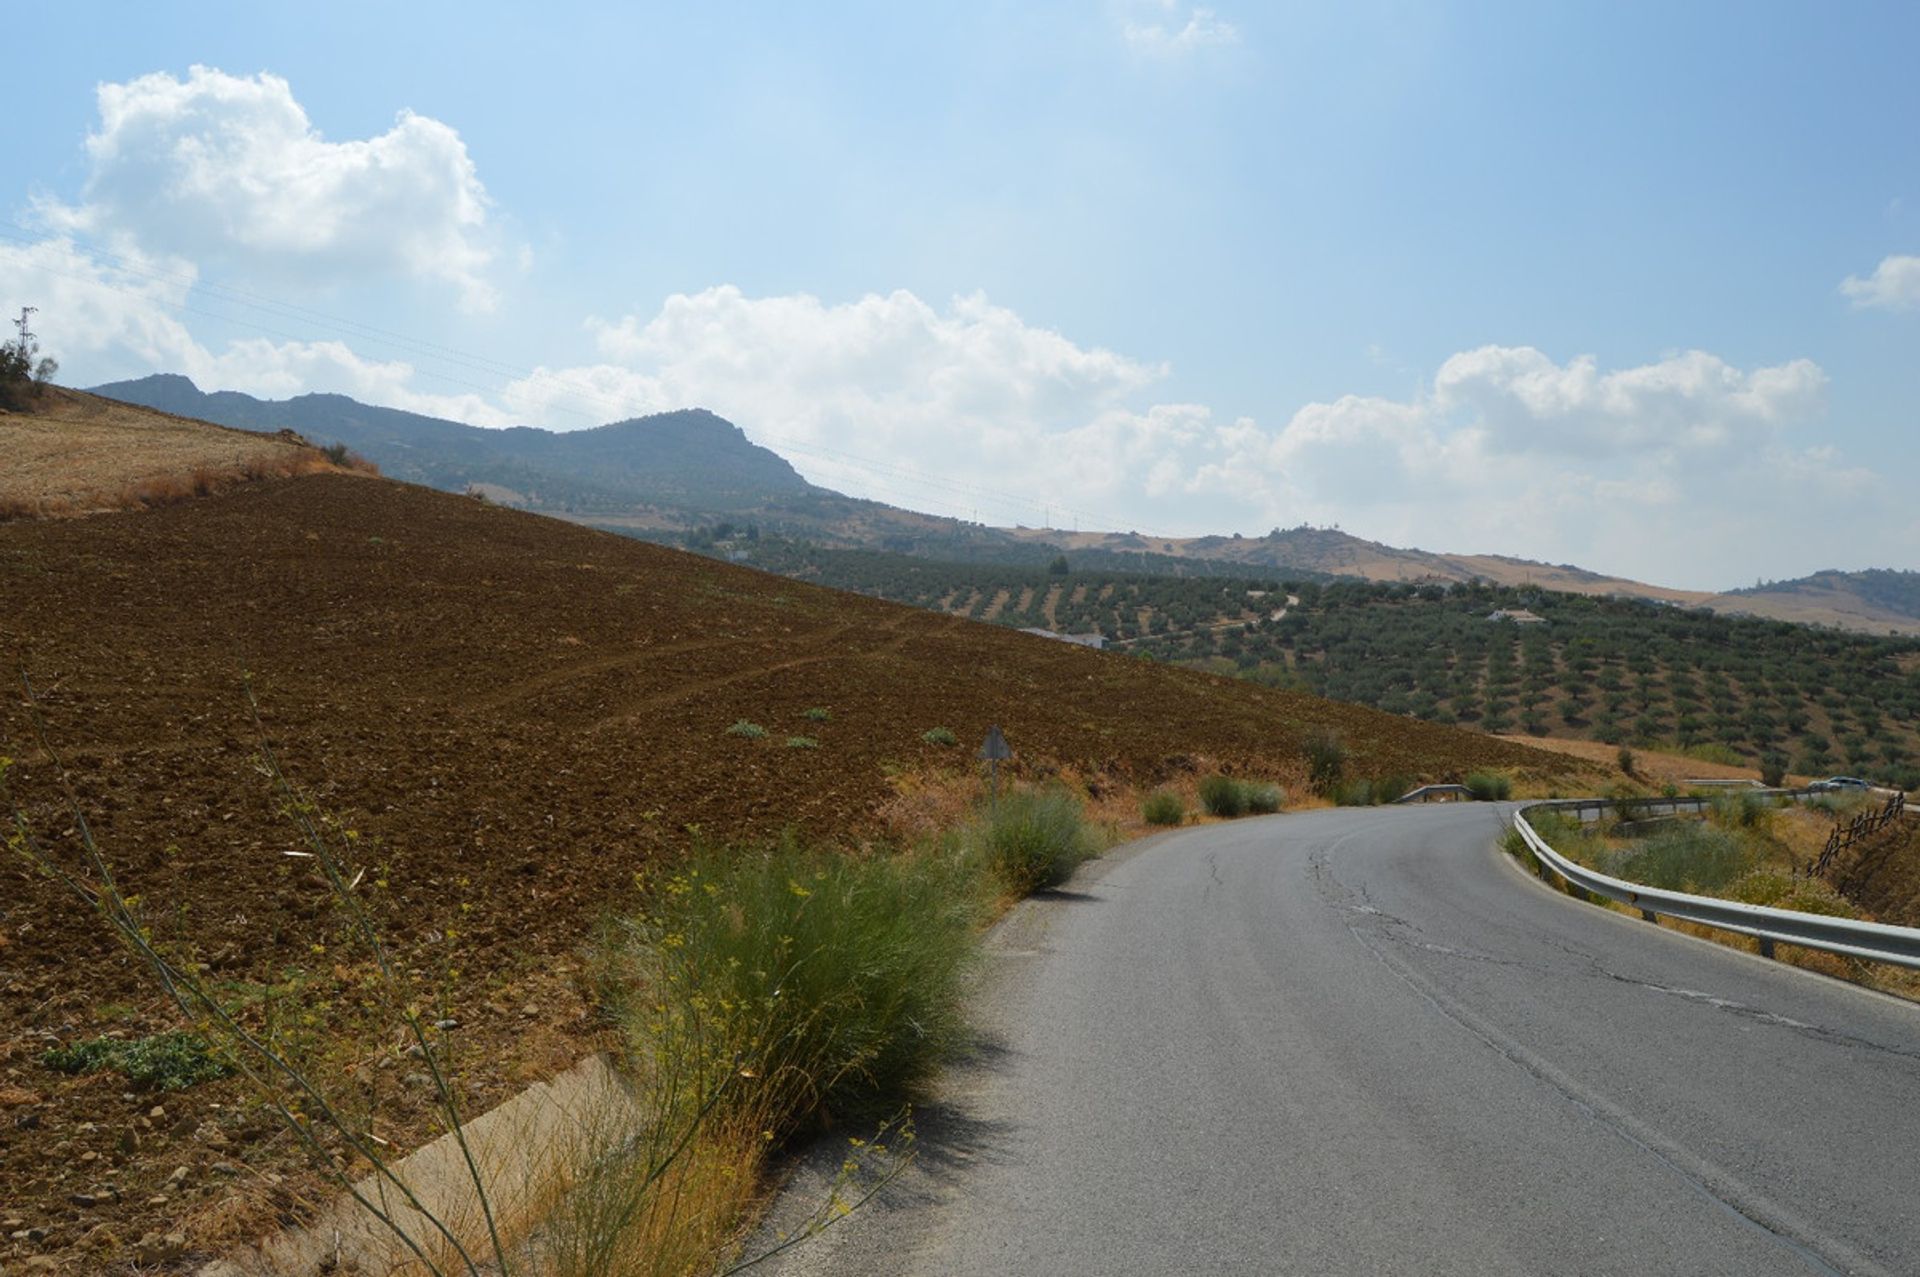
[
  {"x1": 1119, "y1": 3, "x2": 1239, "y2": 58},
  {"x1": 38, "y1": 67, "x2": 498, "y2": 310},
  {"x1": 1840, "y1": 254, "x2": 1920, "y2": 311},
  {"x1": 477, "y1": 290, "x2": 1864, "y2": 585}
]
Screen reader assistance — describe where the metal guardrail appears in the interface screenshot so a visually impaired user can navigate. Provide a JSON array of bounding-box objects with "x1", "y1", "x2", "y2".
[
  {"x1": 1394, "y1": 784, "x2": 1472, "y2": 804},
  {"x1": 1546, "y1": 787, "x2": 1824, "y2": 825},
  {"x1": 1512, "y1": 797, "x2": 1920, "y2": 972}
]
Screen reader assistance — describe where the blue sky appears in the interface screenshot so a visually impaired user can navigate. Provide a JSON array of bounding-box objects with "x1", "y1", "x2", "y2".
[{"x1": 3, "y1": 2, "x2": 1916, "y2": 588}]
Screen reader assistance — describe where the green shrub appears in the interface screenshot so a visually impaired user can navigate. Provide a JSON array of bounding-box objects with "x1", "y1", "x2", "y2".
[
  {"x1": 619, "y1": 840, "x2": 981, "y2": 1131},
  {"x1": 1335, "y1": 778, "x2": 1379, "y2": 807},
  {"x1": 1759, "y1": 751, "x2": 1788, "y2": 788},
  {"x1": 1142, "y1": 790, "x2": 1186, "y2": 826},
  {"x1": 42, "y1": 1032, "x2": 231, "y2": 1091},
  {"x1": 785, "y1": 736, "x2": 820, "y2": 750},
  {"x1": 1464, "y1": 771, "x2": 1513, "y2": 802},
  {"x1": 1304, "y1": 729, "x2": 1347, "y2": 796},
  {"x1": 1499, "y1": 822, "x2": 1538, "y2": 865},
  {"x1": 1679, "y1": 742, "x2": 1745, "y2": 767},
  {"x1": 726, "y1": 720, "x2": 766, "y2": 739},
  {"x1": 1709, "y1": 790, "x2": 1771, "y2": 831},
  {"x1": 802, "y1": 707, "x2": 831, "y2": 722},
  {"x1": 967, "y1": 787, "x2": 1101, "y2": 896},
  {"x1": 1616, "y1": 746, "x2": 1637, "y2": 777},
  {"x1": 1199, "y1": 775, "x2": 1248, "y2": 818},
  {"x1": 1725, "y1": 868, "x2": 1861, "y2": 918},
  {"x1": 1375, "y1": 775, "x2": 1414, "y2": 805},
  {"x1": 1600, "y1": 822, "x2": 1750, "y2": 892},
  {"x1": 1244, "y1": 783, "x2": 1285, "y2": 815},
  {"x1": 922, "y1": 727, "x2": 958, "y2": 746}
]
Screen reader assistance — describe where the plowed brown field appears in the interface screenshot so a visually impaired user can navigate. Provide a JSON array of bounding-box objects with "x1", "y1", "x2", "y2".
[{"x1": 0, "y1": 474, "x2": 1581, "y2": 1269}]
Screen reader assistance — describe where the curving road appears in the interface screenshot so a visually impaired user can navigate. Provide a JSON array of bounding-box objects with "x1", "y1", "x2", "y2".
[{"x1": 760, "y1": 805, "x2": 1920, "y2": 1276}]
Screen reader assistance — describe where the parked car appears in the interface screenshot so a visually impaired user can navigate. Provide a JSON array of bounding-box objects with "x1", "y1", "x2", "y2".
[{"x1": 1809, "y1": 776, "x2": 1872, "y2": 792}]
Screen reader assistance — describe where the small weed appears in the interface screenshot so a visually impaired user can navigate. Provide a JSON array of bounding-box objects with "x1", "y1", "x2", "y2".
[
  {"x1": 726, "y1": 720, "x2": 766, "y2": 739},
  {"x1": 42, "y1": 1031, "x2": 232, "y2": 1091},
  {"x1": 1142, "y1": 791, "x2": 1186, "y2": 826},
  {"x1": 922, "y1": 727, "x2": 958, "y2": 746},
  {"x1": 802, "y1": 707, "x2": 832, "y2": 722},
  {"x1": 785, "y1": 736, "x2": 820, "y2": 750}
]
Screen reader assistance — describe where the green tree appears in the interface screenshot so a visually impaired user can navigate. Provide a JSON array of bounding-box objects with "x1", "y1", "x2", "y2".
[{"x1": 0, "y1": 307, "x2": 58, "y2": 409}]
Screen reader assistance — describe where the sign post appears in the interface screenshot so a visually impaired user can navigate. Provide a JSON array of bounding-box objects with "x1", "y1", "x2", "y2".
[{"x1": 979, "y1": 724, "x2": 1012, "y2": 814}]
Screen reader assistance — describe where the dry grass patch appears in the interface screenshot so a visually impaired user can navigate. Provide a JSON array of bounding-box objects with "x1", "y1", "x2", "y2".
[{"x1": 0, "y1": 385, "x2": 373, "y2": 522}]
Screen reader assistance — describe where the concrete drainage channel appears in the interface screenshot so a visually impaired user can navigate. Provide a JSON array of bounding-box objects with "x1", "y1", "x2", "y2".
[
  {"x1": 1511, "y1": 795, "x2": 1920, "y2": 971},
  {"x1": 197, "y1": 1055, "x2": 637, "y2": 1276}
]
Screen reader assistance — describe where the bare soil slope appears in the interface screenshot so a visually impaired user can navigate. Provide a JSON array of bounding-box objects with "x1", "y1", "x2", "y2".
[{"x1": 0, "y1": 474, "x2": 1580, "y2": 1269}]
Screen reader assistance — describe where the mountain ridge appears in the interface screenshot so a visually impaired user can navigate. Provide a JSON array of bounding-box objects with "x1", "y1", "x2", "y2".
[{"x1": 88, "y1": 374, "x2": 1920, "y2": 634}]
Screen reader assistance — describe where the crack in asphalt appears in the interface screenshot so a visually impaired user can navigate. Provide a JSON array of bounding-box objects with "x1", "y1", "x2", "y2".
[
  {"x1": 1312, "y1": 845, "x2": 1920, "y2": 1065},
  {"x1": 1345, "y1": 921, "x2": 1863, "y2": 1277}
]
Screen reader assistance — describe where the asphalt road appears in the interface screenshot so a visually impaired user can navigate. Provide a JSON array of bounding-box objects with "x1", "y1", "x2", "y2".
[{"x1": 757, "y1": 805, "x2": 1920, "y2": 1276}]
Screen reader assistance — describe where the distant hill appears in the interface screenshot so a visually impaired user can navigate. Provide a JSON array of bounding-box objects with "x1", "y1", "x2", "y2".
[
  {"x1": 89, "y1": 375, "x2": 1920, "y2": 634},
  {"x1": 1724, "y1": 569, "x2": 1920, "y2": 631},
  {"x1": 1017, "y1": 526, "x2": 1920, "y2": 636},
  {"x1": 90, "y1": 373, "x2": 812, "y2": 514},
  {"x1": 87, "y1": 376, "x2": 1303, "y2": 575}
]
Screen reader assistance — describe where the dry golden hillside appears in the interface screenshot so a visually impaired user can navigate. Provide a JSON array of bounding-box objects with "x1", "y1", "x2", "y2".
[{"x1": 0, "y1": 386, "x2": 343, "y2": 520}]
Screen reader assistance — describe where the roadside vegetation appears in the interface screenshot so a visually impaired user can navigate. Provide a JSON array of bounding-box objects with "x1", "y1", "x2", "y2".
[
  {"x1": 1197, "y1": 774, "x2": 1285, "y2": 818},
  {"x1": 962, "y1": 787, "x2": 1105, "y2": 895},
  {"x1": 1142, "y1": 790, "x2": 1186, "y2": 826},
  {"x1": 1504, "y1": 792, "x2": 1920, "y2": 996},
  {"x1": 5, "y1": 706, "x2": 1111, "y2": 1273}
]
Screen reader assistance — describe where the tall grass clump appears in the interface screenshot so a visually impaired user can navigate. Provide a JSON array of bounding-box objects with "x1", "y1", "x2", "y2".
[
  {"x1": 1304, "y1": 729, "x2": 1347, "y2": 796},
  {"x1": 1244, "y1": 782, "x2": 1285, "y2": 815},
  {"x1": 615, "y1": 839, "x2": 980, "y2": 1132},
  {"x1": 1198, "y1": 776, "x2": 1285, "y2": 817},
  {"x1": 1464, "y1": 771, "x2": 1512, "y2": 802},
  {"x1": 1142, "y1": 790, "x2": 1186, "y2": 827},
  {"x1": 965, "y1": 787, "x2": 1101, "y2": 896},
  {"x1": 1599, "y1": 822, "x2": 1751, "y2": 892},
  {"x1": 1709, "y1": 789, "x2": 1773, "y2": 832},
  {"x1": 1335, "y1": 778, "x2": 1375, "y2": 807},
  {"x1": 1199, "y1": 774, "x2": 1249, "y2": 818}
]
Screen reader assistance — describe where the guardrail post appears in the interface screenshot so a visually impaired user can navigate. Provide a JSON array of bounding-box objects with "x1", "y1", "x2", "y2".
[{"x1": 1757, "y1": 937, "x2": 1776, "y2": 960}]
